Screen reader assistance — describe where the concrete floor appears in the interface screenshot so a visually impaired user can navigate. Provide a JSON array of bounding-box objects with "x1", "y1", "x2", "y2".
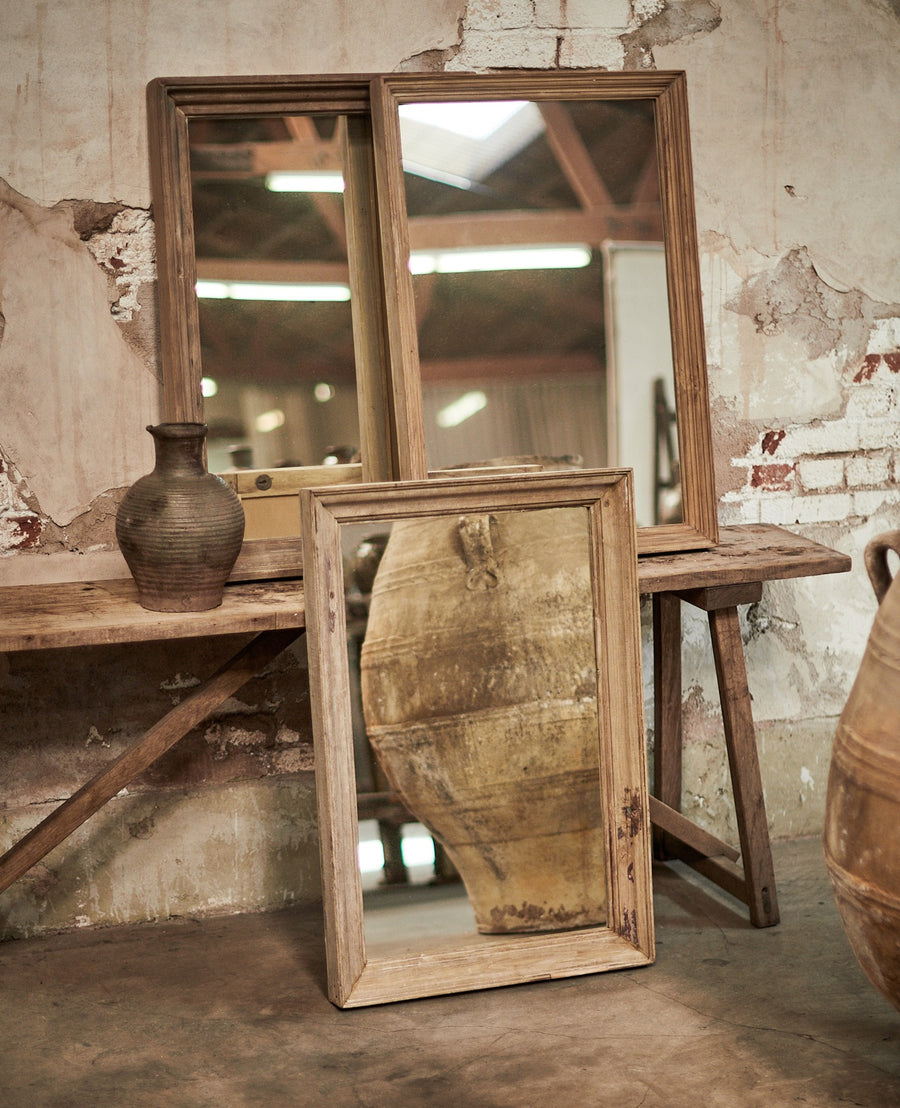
[{"x1": 1, "y1": 836, "x2": 898, "y2": 1107}]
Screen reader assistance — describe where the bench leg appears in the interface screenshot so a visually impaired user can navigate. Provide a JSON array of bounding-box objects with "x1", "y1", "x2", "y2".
[
  {"x1": 653, "y1": 593, "x2": 682, "y2": 859},
  {"x1": 708, "y1": 606, "x2": 780, "y2": 927}
]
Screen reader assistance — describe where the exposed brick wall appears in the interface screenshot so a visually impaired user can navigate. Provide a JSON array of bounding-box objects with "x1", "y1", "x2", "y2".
[{"x1": 722, "y1": 341, "x2": 900, "y2": 527}]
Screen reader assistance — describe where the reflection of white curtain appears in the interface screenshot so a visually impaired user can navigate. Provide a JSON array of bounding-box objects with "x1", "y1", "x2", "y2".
[
  {"x1": 422, "y1": 375, "x2": 607, "y2": 471},
  {"x1": 603, "y1": 243, "x2": 674, "y2": 526}
]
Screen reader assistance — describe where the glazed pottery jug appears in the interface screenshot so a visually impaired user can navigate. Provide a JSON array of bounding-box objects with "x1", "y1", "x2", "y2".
[
  {"x1": 360, "y1": 507, "x2": 606, "y2": 934},
  {"x1": 116, "y1": 423, "x2": 245, "y2": 612},
  {"x1": 824, "y1": 530, "x2": 900, "y2": 1011}
]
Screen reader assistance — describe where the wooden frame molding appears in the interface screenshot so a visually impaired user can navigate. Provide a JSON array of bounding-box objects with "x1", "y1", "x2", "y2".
[
  {"x1": 147, "y1": 75, "x2": 395, "y2": 574},
  {"x1": 300, "y1": 469, "x2": 653, "y2": 1007},
  {"x1": 370, "y1": 70, "x2": 718, "y2": 555}
]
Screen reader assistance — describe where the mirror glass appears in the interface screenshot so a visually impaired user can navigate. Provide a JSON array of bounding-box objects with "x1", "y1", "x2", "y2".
[
  {"x1": 343, "y1": 506, "x2": 606, "y2": 948},
  {"x1": 395, "y1": 98, "x2": 679, "y2": 527},
  {"x1": 188, "y1": 113, "x2": 362, "y2": 474},
  {"x1": 300, "y1": 470, "x2": 652, "y2": 1006}
]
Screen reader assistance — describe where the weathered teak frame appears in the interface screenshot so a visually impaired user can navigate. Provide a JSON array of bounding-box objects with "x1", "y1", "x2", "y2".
[
  {"x1": 300, "y1": 469, "x2": 653, "y2": 1007},
  {"x1": 146, "y1": 74, "x2": 394, "y2": 489},
  {"x1": 148, "y1": 71, "x2": 717, "y2": 568},
  {"x1": 370, "y1": 70, "x2": 718, "y2": 555}
]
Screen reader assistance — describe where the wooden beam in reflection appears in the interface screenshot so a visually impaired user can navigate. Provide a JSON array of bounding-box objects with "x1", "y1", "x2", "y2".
[
  {"x1": 408, "y1": 207, "x2": 663, "y2": 251},
  {"x1": 195, "y1": 258, "x2": 351, "y2": 284},
  {"x1": 190, "y1": 137, "x2": 344, "y2": 179},
  {"x1": 538, "y1": 101, "x2": 614, "y2": 211},
  {"x1": 420, "y1": 351, "x2": 603, "y2": 382}
]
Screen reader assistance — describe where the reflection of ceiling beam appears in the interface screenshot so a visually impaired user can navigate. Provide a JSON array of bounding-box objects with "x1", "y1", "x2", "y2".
[
  {"x1": 537, "y1": 102, "x2": 614, "y2": 210},
  {"x1": 408, "y1": 207, "x2": 663, "y2": 250},
  {"x1": 633, "y1": 148, "x2": 660, "y2": 205},
  {"x1": 195, "y1": 258, "x2": 350, "y2": 284},
  {"x1": 310, "y1": 194, "x2": 347, "y2": 253},
  {"x1": 190, "y1": 139, "x2": 342, "y2": 179},
  {"x1": 420, "y1": 351, "x2": 602, "y2": 381}
]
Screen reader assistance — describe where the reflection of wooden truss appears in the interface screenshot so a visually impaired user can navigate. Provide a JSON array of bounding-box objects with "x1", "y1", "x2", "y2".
[
  {"x1": 191, "y1": 104, "x2": 662, "y2": 245},
  {"x1": 191, "y1": 103, "x2": 663, "y2": 383}
]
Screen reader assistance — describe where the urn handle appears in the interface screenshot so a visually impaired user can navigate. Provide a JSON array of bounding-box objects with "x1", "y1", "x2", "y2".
[
  {"x1": 458, "y1": 514, "x2": 500, "y2": 590},
  {"x1": 864, "y1": 530, "x2": 900, "y2": 605}
]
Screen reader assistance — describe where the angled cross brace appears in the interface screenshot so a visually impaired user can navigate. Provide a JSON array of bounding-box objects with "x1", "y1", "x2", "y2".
[
  {"x1": 0, "y1": 628, "x2": 303, "y2": 896},
  {"x1": 652, "y1": 585, "x2": 780, "y2": 927}
]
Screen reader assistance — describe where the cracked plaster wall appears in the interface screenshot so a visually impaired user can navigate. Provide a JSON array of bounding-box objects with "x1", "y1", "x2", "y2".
[{"x1": 1, "y1": 0, "x2": 899, "y2": 936}]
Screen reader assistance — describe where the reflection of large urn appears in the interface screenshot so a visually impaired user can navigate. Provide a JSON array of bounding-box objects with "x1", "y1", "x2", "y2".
[
  {"x1": 824, "y1": 531, "x2": 900, "y2": 1010},
  {"x1": 360, "y1": 508, "x2": 606, "y2": 934}
]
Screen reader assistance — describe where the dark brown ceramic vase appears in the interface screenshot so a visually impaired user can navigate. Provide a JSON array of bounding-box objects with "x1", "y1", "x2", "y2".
[
  {"x1": 824, "y1": 530, "x2": 900, "y2": 1011},
  {"x1": 116, "y1": 423, "x2": 245, "y2": 612}
]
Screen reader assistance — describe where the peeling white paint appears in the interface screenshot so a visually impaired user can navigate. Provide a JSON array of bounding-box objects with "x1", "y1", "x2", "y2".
[
  {"x1": 657, "y1": 0, "x2": 900, "y2": 303},
  {"x1": 0, "y1": 181, "x2": 158, "y2": 525},
  {"x1": 84, "y1": 208, "x2": 156, "y2": 321}
]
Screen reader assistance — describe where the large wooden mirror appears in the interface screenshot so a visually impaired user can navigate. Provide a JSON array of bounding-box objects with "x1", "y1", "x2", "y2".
[
  {"x1": 300, "y1": 470, "x2": 652, "y2": 1007},
  {"x1": 148, "y1": 71, "x2": 717, "y2": 565},
  {"x1": 371, "y1": 71, "x2": 717, "y2": 554},
  {"x1": 147, "y1": 76, "x2": 392, "y2": 571}
]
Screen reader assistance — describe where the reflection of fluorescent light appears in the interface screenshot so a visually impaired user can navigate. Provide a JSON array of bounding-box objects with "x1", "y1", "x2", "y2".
[
  {"x1": 410, "y1": 245, "x2": 592, "y2": 275},
  {"x1": 358, "y1": 838, "x2": 385, "y2": 875},
  {"x1": 265, "y1": 171, "x2": 345, "y2": 192},
  {"x1": 314, "y1": 382, "x2": 335, "y2": 402},
  {"x1": 201, "y1": 376, "x2": 218, "y2": 398},
  {"x1": 399, "y1": 101, "x2": 529, "y2": 140},
  {"x1": 358, "y1": 828, "x2": 435, "y2": 874},
  {"x1": 437, "y1": 390, "x2": 487, "y2": 428},
  {"x1": 197, "y1": 281, "x2": 229, "y2": 299},
  {"x1": 255, "y1": 409, "x2": 285, "y2": 433},
  {"x1": 196, "y1": 280, "x2": 351, "y2": 302}
]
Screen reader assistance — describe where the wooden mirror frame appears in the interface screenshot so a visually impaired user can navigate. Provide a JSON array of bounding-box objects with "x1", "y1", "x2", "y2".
[
  {"x1": 370, "y1": 70, "x2": 718, "y2": 555},
  {"x1": 300, "y1": 470, "x2": 653, "y2": 1007},
  {"x1": 147, "y1": 75, "x2": 393, "y2": 578}
]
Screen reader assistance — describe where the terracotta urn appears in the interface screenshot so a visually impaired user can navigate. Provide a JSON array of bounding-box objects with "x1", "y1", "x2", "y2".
[
  {"x1": 824, "y1": 530, "x2": 900, "y2": 1011},
  {"x1": 116, "y1": 423, "x2": 245, "y2": 612},
  {"x1": 360, "y1": 507, "x2": 606, "y2": 934}
]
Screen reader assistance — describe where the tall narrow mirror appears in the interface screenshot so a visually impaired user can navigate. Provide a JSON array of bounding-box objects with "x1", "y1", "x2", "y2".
[
  {"x1": 189, "y1": 112, "x2": 361, "y2": 476},
  {"x1": 372, "y1": 71, "x2": 718, "y2": 554},
  {"x1": 147, "y1": 77, "x2": 392, "y2": 565},
  {"x1": 301, "y1": 471, "x2": 652, "y2": 1007}
]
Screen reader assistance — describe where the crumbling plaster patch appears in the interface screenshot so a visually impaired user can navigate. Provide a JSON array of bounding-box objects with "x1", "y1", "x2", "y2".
[
  {"x1": 702, "y1": 243, "x2": 894, "y2": 427},
  {"x1": 655, "y1": 0, "x2": 900, "y2": 304},
  {"x1": 0, "y1": 181, "x2": 158, "y2": 532},
  {"x1": 446, "y1": 0, "x2": 722, "y2": 71},
  {"x1": 621, "y1": 0, "x2": 722, "y2": 66}
]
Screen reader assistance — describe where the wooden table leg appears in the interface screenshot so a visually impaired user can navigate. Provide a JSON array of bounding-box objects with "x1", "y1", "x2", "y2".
[
  {"x1": 708, "y1": 605, "x2": 780, "y2": 927},
  {"x1": 649, "y1": 583, "x2": 780, "y2": 928},
  {"x1": 653, "y1": 593, "x2": 682, "y2": 858},
  {"x1": 0, "y1": 627, "x2": 303, "y2": 895}
]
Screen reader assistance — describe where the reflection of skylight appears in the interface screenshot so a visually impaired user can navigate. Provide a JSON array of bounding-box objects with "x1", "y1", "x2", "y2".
[
  {"x1": 399, "y1": 100, "x2": 544, "y2": 188},
  {"x1": 399, "y1": 101, "x2": 530, "y2": 140}
]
